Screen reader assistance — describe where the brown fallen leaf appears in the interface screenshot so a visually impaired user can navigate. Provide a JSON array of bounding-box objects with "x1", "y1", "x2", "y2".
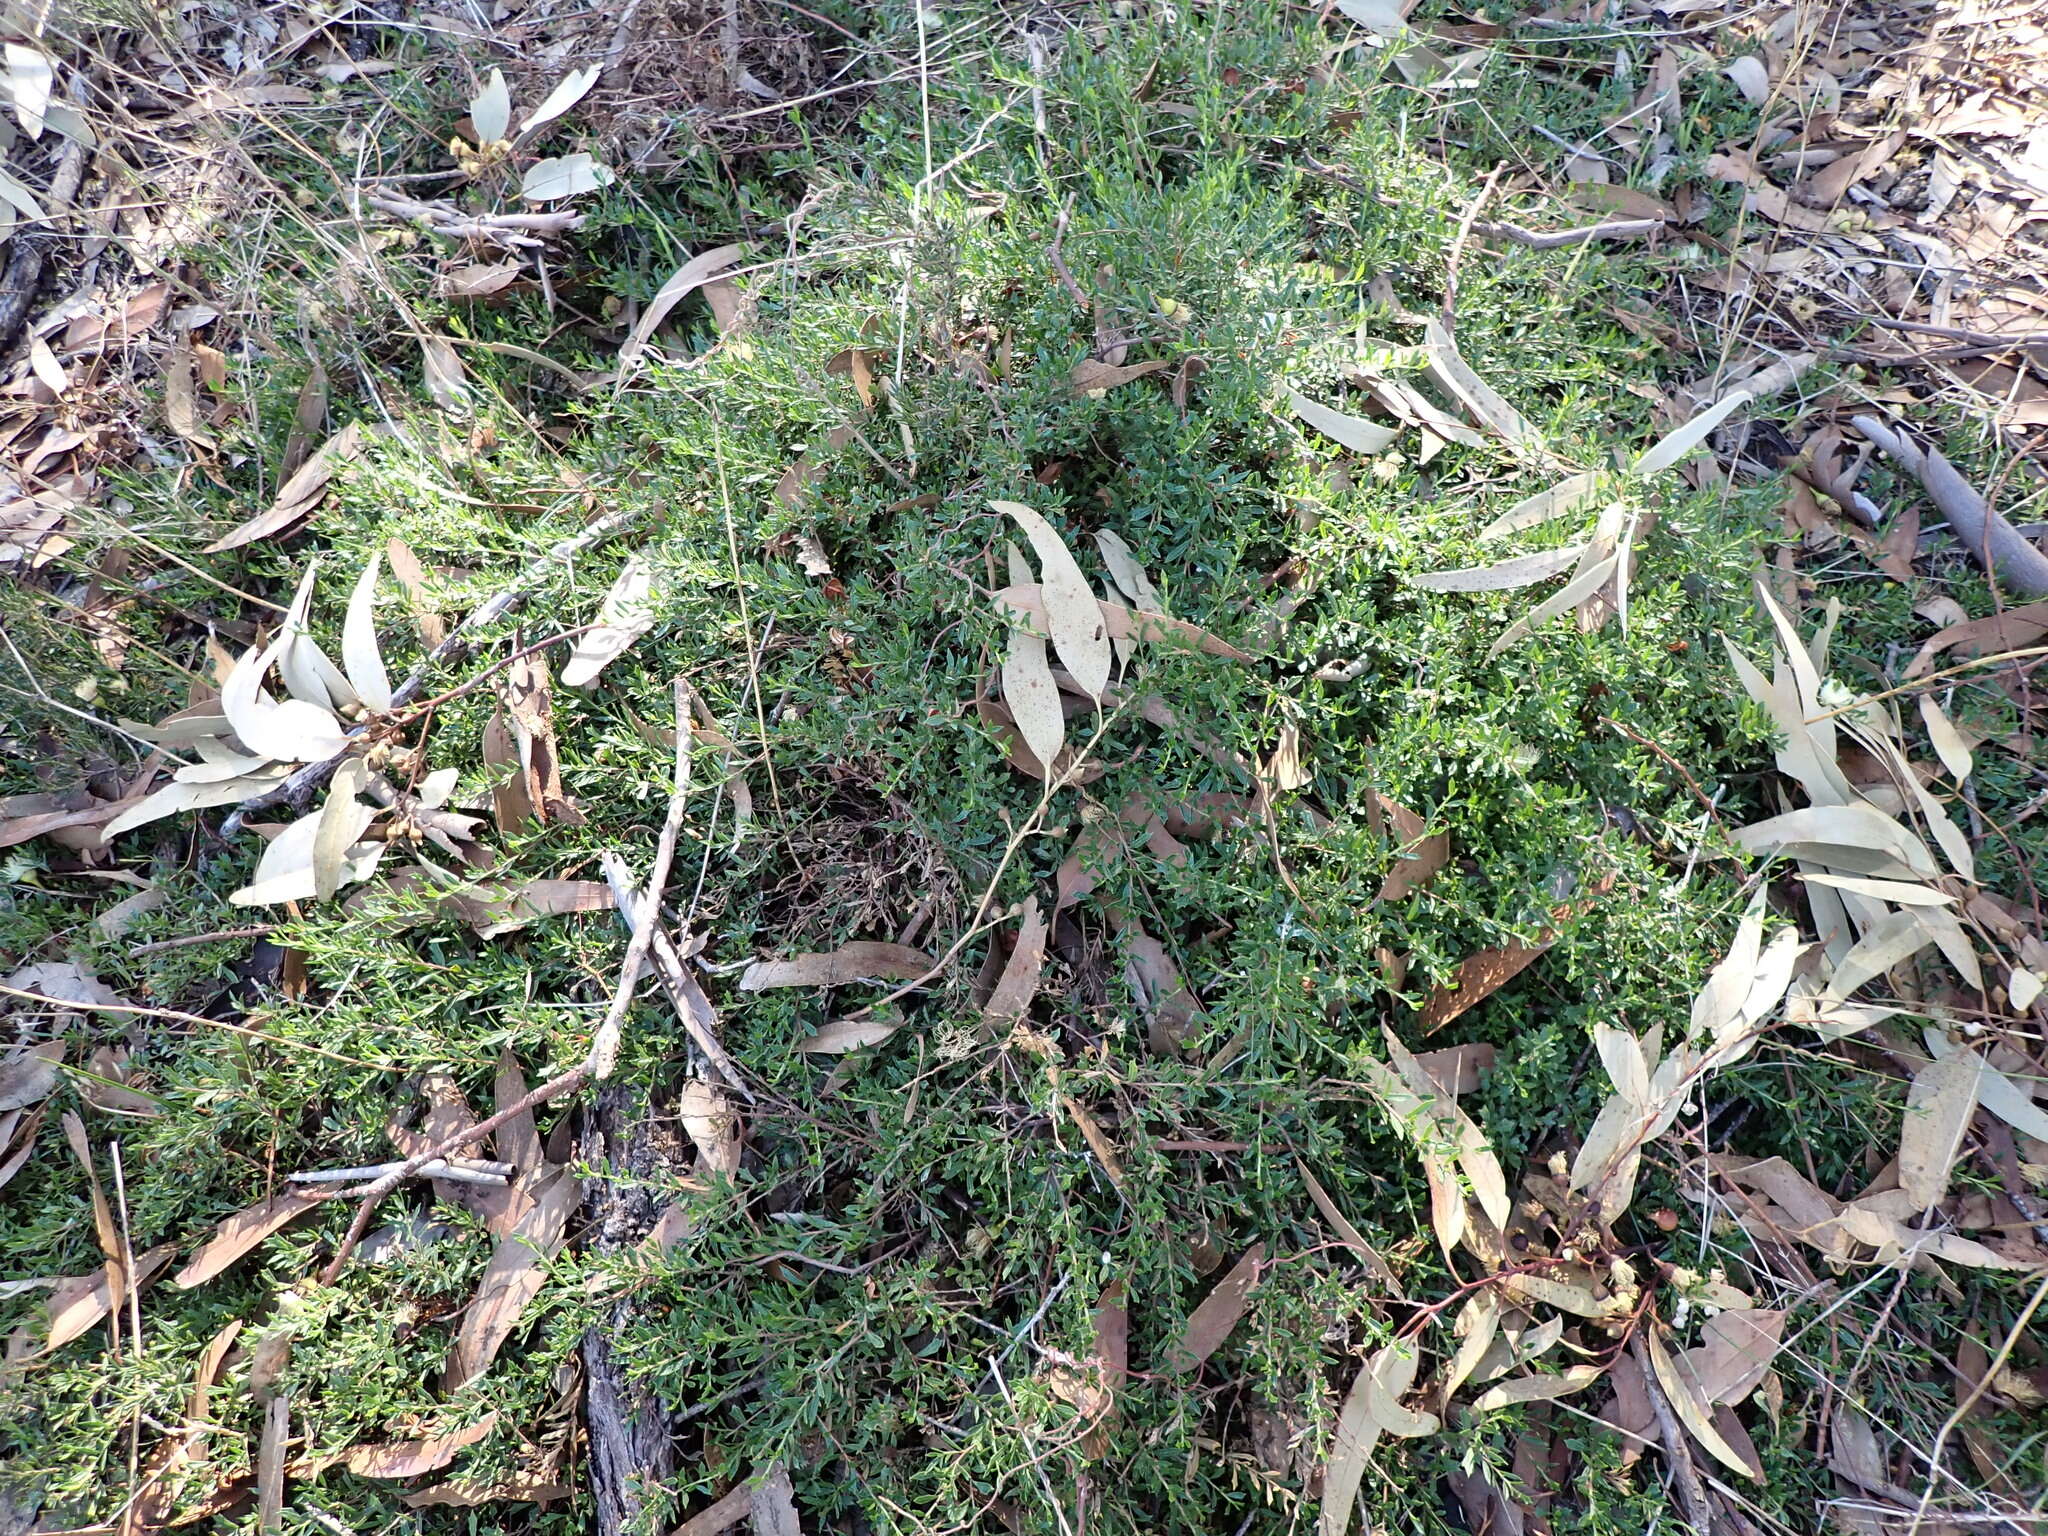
[
  {"x1": 438, "y1": 260, "x2": 523, "y2": 301},
  {"x1": 22, "y1": 1242, "x2": 174, "y2": 1354},
  {"x1": 1647, "y1": 1326, "x2": 1762, "y2": 1480},
  {"x1": 825, "y1": 346, "x2": 877, "y2": 410},
  {"x1": 1080, "y1": 1278, "x2": 1128, "y2": 1459},
  {"x1": 1802, "y1": 129, "x2": 1905, "y2": 206},
  {"x1": 62, "y1": 282, "x2": 169, "y2": 350},
  {"x1": 1375, "y1": 795, "x2": 1448, "y2": 901},
  {"x1": 1061, "y1": 1095, "x2": 1125, "y2": 1186},
  {"x1": 981, "y1": 899, "x2": 1048, "y2": 1033},
  {"x1": 203, "y1": 421, "x2": 367, "y2": 552},
  {"x1": 1070, "y1": 358, "x2": 1170, "y2": 394},
  {"x1": 1410, "y1": 1042, "x2": 1496, "y2": 1097},
  {"x1": 1898, "y1": 1048, "x2": 1982, "y2": 1209},
  {"x1": 0, "y1": 794, "x2": 134, "y2": 850},
  {"x1": 1906, "y1": 598, "x2": 2048, "y2": 680},
  {"x1": 739, "y1": 941, "x2": 935, "y2": 991},
  {"x1": 345, "y1": 1412, "x2": 499, "y2": 1479},
  {"x1": 0, "y1": 1040, "x2": 65, "y2": 1110},
  {"x1": 1166, "y1": 1243, "x2": 1263, "y2": 1374},
  {"x1": 994, "y1": 584, "x2": 1251, "y2": 662},
  {"x1": 1691, "y1": 1309, "x2": 1784, "y2": 1405},
  {"x1": 1417, "y1": 936, "x2": 1553, "y2": 1032},
  {"x1": 449, "y1": 878, "x2": 613, "y2": 937},
  {"x1": 671, "y1": 1468, "x2": 792, "y2": 1536},
  {"x1": 175, "y1": 1192, "x2": 323, "y2": 1288},
  {"x1": 441, "y1": 1169, "x2": 579, "y2": 1390},
  {"x1": 383, "y1": 537, "x2": 447, "y2": 647}
]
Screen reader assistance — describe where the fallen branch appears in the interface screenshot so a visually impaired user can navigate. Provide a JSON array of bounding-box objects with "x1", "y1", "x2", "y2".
[
  {"x1": 313, "y1": 682, "x2": 693, "y2": 1282},
  {"x1": 223, "y1": 503, "x2": 643, "y2": 832},
  {"x1": 1852, "y1": 414, "x2": 2048, "y2": 597},
  {"x1": 289, "y1": 1157, "x2": 512, "y2": 1186},
  {"x1": 1631, "y1": 1334, "x2": 1714, "y2": 1536},
  {"x1": 1472, "y1": 217, "x2": 1663, "y2": 249},
  {"x1": 599, "y1": 851, "x2": 752, "y2": 1100},
  {"x1": 363, "y1": 192, "x2": 584, "y2": 248}
]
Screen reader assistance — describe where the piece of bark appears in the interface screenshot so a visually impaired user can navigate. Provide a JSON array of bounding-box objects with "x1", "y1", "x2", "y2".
[{"x1": 1853, "y1": 415, "x2": 2048, "y2": 596}]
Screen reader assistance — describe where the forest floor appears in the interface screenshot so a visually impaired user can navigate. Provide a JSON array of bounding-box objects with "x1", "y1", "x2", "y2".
[{"x1": 1, "y1": 1, "x2": 2046, "y2": 1534}]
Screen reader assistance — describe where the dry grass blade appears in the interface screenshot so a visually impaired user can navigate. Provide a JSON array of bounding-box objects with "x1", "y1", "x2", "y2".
[
  {"x1": 739, "y1": 942, "x2": 936, "y2": 990},
  {"x1": 1166, "y1": 1243, "x2": 1262, "y2": 1374}
]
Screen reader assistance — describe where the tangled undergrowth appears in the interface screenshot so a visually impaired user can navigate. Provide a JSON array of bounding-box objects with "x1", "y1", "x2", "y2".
[{"x1": 2, "y1": 4, "x2": 2045, "y2": 1535}]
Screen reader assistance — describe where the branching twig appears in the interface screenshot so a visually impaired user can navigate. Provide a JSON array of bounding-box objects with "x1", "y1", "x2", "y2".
[
  {"x1": 1441, "y1": 161, "x2": 1506, "y2": 328},
  {"x1": 1853, "y1": 415, "x2": 2048, "y2": 597},
  {"x1": 312, "y1": 681, "x2": 694, "y2": 1281}
]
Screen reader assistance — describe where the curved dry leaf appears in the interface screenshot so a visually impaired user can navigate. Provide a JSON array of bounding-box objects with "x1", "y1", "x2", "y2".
[
  {"x1": 313, "y1": 760, "x2": 370, "y2": 902},
  {"x1": 739, "y1": 942, "x2": 934, "y2": 991},
  {"x1": 1918, "y1": 696, "x2": 1973, "y2": 781},
  {"x1": 1486, "y1": 551, "x2": 1619, "y2": 658},
  {"x1": 1062, "y1": 1095, "x2": 1125, "y2": 1187},
  {"x1": 204, "y1": 421, "x2": 366, "y2": 552},
  {"x1": 442, "y1": 1169, "x2": 578, "y2": 1390},
  {"x1": 468, "y1": 69, "x2": 511, "y2": 142},
  {"x1": 451, "y1": 878, "x2": 613, "y2": 937},
  {"x1": 100, "y1": 770, "x2": 290, "y2": 841},
  {"x1": 1440, "y1": 1291, "x2": 1501, "y2": 1402},
  {"x1": 798, "y1": 1016, "x2": 905, "y2": 1054},
  {"x1": 174, "y1": 1193, "x2": 321, "y2": 1288},
  {"x1": 341, "y1": 552, "x2": 393, "y2": 711},
  {"x1": 679, "y1": 1080, "x2": 740, "y2": 1177},
  {"x1": 1798, "y1": 872, "x2": 1953, "y2": 907},
  {"x1": 1923, "y1": 1029, "x2": 2048, "y2": 1142},
  {"x1": 1824, "y1": 909, "x2": 1936, "y2": 999},
  {"x1": 1375, "y1": 795, "x2": 1448, "y2": 901},
  {"x1": 992, "y1": 502, "x2": 1112, "y2": 699},
  {"x1": 1071, "y1": 358, "x2": 1170, "y2": 394},
  {"x1": 993, "y1": 584, "x2": 1250, "y2": 662},
  {"x1": 981, "y1": 898, "x2": 1048, "y2": 1033},
  {"x1": 561, "y1": 555, "x2": 656, "y2": 688},
  {"x1": 1411, "y1": 1042, "x2": 1495, "y2": 1097},
  {"x1": 7, "y1": 43, "x2": 53, "y2": 138},
  {"x1": 1646, "y1": 1327, "x2": 1761, "y2": 1480},
  {"x1": 1094, "y1": 529, "x2": 1164, "y2": 613},
  {"x1": 1167, "y1": 1243, "x2": 1262, "y2": 1374},
  {"x1": 618, "y1": 241, "x2": 747, "y2": 370},
  {"x1": 34, "y1": 1243, "x2": 174, "y2": 1353},
  {"x1": 221, "y1": 642, "x2": 351, "y2": 764},
  {"x1": 1469, "y1": 1364, "x2": 1602, "y2": 1413},
  {"x1": 1417, "y1": 932, "x2": 1554, "y2": 1031},
  {"x1": 1733, "y1": 804, "x2": 1939, "y2": 881},
  {"x1": 1408, "y1": 545, "x2": 1586, "y2": 592},
  {"x1": 1322, "y1": 1342, "x2": 1418, "y2": 1536},
  {"x1": 346, "y1": 1413, "x2": 499, "y2": 1479},
  {"x1": 1423, "y1": 319, "x2": 1542, "y2": 457},
  {"x1": 419, "y1": 335, "x2": 470, "y2": 415},
  {"x1": 1297, "y1": 1161, "x2": 1397, "y2": 1284},
  {"x1": 520, "y1": 152, "x2": 612, "y2": 202},
  {"x1": 1899, "y1": 1048, "x2": 1983, "y2": 1209},
  {"x1": 1694, "y1": 1309, "x2": 1784, "y2": 1405},
  {"x1": 1284, "y1": 387, "x2": 1400, "y2": 455},
  {"x1": 518, "y1": 64, "x2": 600, "y2": 135},
  {"x1": 0, "y1": 1041, "x2": 65, "y2": 1111},
  {"x1": 1906, "y1": 598, "x2": 2048, "y2": 680},
  {"x1": 1632, "y1": 389, "x2": 1754, "y2": 478},
  {"x1": 1385, "y1": 1030, "x2": 1510, "y2": 1228},
  {"x1": 1001, "y1": 552, "x2": 1066, "y2": 778}
]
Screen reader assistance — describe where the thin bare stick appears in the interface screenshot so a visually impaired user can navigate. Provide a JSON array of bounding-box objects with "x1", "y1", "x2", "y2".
[
  {"x1": 313, "y1": 680, "x2": 695, "y2": 1280},
  {"x1": 599, "y1": 851, "x2": 752, "y2": 1100},
  {"x1": 289, "y1": 1157, "x2": 513, "y2": 1186},
  {"x1": 0, "y1": 984, "x2": 390, "y2": 1069},
  {"x1": 1902, "y1": 1270, "x2": 2048, "y2": 1536},
  {"x1": 1471, "y1": 217, "x2": 1662, "y2": 248},
  {"x1": 1630, "y1": 1333, "x2": 1714, "y2": 1536},
  {"x1": 1442, "y1": 162, "x2": 1506, "y2": 328}
]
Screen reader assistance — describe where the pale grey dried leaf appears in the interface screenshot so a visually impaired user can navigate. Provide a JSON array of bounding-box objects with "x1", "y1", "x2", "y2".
[
  {"x1": 342, "y1": 552, "x2": 393, "y2": 711},
  {"x1": 739, "y1": 942, "x2": 934, "y2": 991},
  {"x1": 560, "y1": 556, "x2": 656, "y2": 689},
  {"x1": 468, "y1": 69, "x2": 511, "y2": 142},
  {"x1": 0, "y1": 1041, "x2": 64, "y2": 1111},
  {"x1": 618, "y1": 241, "x2": 747, "y2": 369},
  {"x1": 1898, "y1": 1048, "x2": 1983, "y2": 1209},
  {"x1": 1424, "y1": 319, "x2": 1542, "y2": 457},
  {"x1": 517, "y1": 64, "x2": 600, "y2": 135},
  {"x1": 1632, "y1": 388, "x2": 1753, "y2": 478},
  {"x1": 519, "y1": 152, "x2": 612, "y2": 203},
  {"x1": 1733, "y1": 804, "x2": 1939, "y2": 880},
  {"x1": 982, "y1": 899, "x2": 1048, "y2": 1033},
  {"x1": 993, "y1": 501, "x2": 1111, "y2": 700},
  {"x1": 1409, "y1": 544, "x2": 1586, "y2": 592},
  {"x1": 1477, "y1": 471, "x2": 1603, "y2": 541},
  {"x1": 1486, "y1": 552, "x2": 1619, "y2": 658},
  {"x1": 1284, "y1": 387, "x2": 1400, "y2": 455},
  {"x1": 1918, "y1": 695, "x2": 1973, "y2": 781}
]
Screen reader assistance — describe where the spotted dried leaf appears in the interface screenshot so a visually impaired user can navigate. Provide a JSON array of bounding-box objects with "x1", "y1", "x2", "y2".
[
  {"x1": 1166, "y1": 1243, "x2": 1262, "y2": 1374},
  {"x1": 740, "y1": 942, "x2": 934, "y2": 991}
]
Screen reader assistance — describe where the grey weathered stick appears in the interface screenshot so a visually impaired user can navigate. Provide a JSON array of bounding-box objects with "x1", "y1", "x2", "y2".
[
  {"x1": 1472, "y1": 217, "x2": 1663, "y2": 249},
  {"x1": 289, "y1": 1157, "x2": 512, "y2": 1186},
  {"x1": 599, "y1": 851, "x2": 752, "y2": 1100},
  {"x1": 313, "y1": 681, "x2": 693, "y2": 1281},
  {"x1": 223, "y1": 502, "x2": 643, "y2": 831},
  {"x1": 0, "y1": 76, "x2": 92, "y2": 352},
  {"x1": 1853, "y1": 415, "x2": 2048, "y2": 597}
]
